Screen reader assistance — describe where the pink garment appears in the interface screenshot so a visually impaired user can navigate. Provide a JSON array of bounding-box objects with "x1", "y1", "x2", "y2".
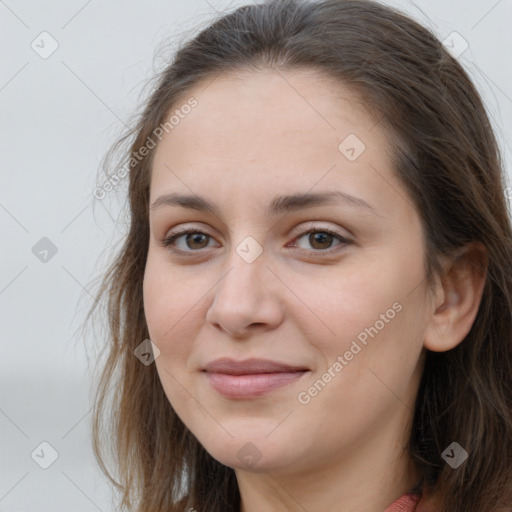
[{"x1": 384, "y1": 491, "x2": 423, "y2": 512}]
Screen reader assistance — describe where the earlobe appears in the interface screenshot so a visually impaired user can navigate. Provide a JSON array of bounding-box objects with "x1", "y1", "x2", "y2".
[{"x1": 423, "y1": 243, "x2": 488, "y2": 353}]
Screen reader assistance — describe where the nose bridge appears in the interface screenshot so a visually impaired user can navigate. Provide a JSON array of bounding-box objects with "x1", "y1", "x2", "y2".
[
  {"x1": 219, "y1": 206, "x2": 269, "y2": 284},
  {"x1": 216, "y1": 235, "x2": 267, "y2": 303},
  {"x1": 206, "y1": 232, "x2": 284, "y2": 335}
]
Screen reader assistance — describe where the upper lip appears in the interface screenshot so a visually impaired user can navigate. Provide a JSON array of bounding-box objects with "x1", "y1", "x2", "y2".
[{"x1": 202, "y1": 358, "x2": 309, "y2": 375}]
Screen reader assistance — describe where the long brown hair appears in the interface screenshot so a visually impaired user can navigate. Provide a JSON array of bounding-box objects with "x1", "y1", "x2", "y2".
[{"x1": 84, "y1": 1, "x2": 512, "y2": 510}]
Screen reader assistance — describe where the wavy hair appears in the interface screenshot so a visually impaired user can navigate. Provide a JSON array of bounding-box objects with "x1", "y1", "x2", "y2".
[{"x1": 84, "y1": 1, "x2": 512, "y2": 510}]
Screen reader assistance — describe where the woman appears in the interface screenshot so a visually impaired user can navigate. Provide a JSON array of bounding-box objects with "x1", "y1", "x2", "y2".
[{"x1": 85, "y1": 0, "x2": 512, "y2": 511}]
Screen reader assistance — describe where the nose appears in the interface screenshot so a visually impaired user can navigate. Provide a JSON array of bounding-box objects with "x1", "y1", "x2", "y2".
[{"x1": 205, "y1": 248, "x2": 285, "y2": 338}]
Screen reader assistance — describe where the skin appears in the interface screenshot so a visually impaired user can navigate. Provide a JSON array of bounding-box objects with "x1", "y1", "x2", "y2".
[{"x1": 142, "y1": 68, "x2": 487, "y2": 512}]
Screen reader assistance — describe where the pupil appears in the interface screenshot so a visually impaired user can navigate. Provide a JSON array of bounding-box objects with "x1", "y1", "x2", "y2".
[
  {"x1": 310, "y1": 232, "x2": 331, "y2": 249},
  {"x1": 188, "y1": 233, "x2": 208, "y2": 249}
]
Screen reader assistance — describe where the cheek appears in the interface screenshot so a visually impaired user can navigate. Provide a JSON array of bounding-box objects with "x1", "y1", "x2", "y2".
[
  {"x1": 142, "y1": 255, "x2": 199, "y2": 360},
  {"x1": 287, "y1": 260, "x2": 397, "y2": 343},
  {"x1": 290, "y1": 254, "x2": 424, "y2": 378},
  {"x1": 142, "y1": 259, "x2": 201, "y2": 415}
]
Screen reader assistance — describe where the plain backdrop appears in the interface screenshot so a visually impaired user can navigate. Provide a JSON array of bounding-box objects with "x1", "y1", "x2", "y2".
[{"x1": 1, "y1": 0, "x2": 511, "y2": 510}]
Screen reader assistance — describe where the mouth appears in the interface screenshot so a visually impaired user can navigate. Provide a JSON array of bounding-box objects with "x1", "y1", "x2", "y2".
[{"x1": 201, "y1": 359, "x2": 309, "y2": 399}]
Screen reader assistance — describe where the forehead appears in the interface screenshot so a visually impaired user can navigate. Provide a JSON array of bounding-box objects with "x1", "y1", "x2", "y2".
[
  {"x1": 150, "y1": 68, "x2": 399, "y2": 216},
  {"x1": 155, "y1": 68, "x2": 381, "y2": 155}
]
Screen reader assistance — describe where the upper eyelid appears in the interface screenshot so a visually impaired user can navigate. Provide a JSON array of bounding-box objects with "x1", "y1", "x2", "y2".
[
  {"x1": 163, "y1": 224, "x2": 353, "y2": 251},
  {"x1": 164, "y1": 222, "x2": 351, "y2": 240}
]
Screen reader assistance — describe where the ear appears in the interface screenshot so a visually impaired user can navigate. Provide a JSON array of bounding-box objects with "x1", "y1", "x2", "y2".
[{"x1": 423, "y1": 242, "x2": 488, "y2": 352}]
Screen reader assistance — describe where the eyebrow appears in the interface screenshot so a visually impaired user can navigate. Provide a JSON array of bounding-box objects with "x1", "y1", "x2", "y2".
[{"x1": 149, "y1": 190, "x2": 380, "y2": 217}]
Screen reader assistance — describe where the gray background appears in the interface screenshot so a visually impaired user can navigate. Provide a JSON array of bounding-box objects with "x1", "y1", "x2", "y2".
[{"x1": 1, "y1": 0, "x2": 511, "y2": 510}]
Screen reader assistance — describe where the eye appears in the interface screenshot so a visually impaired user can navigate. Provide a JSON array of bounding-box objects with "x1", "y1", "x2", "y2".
[
  {"x1": 159, "y1": 224, "x2": 353, "y2": 257},
  {"x1": 289, "y1": 225, "x2": 352, "y2": 254},
  {"x1": 160, "y1": 228, "x2": 217, "y2": 253}
]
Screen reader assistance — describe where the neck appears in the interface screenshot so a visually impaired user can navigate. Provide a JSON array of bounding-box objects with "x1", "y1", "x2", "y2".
[{"x1": 236, "y1": 418, "x2": 423, "y2": 512}]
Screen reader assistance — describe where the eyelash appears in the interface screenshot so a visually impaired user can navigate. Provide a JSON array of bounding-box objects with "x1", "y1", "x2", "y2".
[{"x1": 159, "y1": 225, "x2": 353, "y2": 258}]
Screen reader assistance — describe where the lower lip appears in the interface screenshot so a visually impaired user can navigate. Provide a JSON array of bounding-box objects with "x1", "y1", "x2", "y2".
[{"x1": 205, "y1": 371, "x2": 309, "y2": 398}]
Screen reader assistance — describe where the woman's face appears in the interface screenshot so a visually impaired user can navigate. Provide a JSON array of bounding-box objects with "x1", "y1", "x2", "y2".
[{"x1": 143, "y1": 69, "x2": 432, "y2": 477}]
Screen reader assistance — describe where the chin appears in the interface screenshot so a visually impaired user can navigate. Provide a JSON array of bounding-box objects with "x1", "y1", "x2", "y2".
[{"x1": 197, "y1": 434, "x2": 302, "y2": 473}]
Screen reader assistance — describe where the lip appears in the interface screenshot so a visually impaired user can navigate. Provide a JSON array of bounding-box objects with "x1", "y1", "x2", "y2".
[
  {"x1": 202, "y1": 357, "x2": 309, "y2": 375},
  {"x1": 202, "y1": 358, "x2": 310, "y2": 399}
]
